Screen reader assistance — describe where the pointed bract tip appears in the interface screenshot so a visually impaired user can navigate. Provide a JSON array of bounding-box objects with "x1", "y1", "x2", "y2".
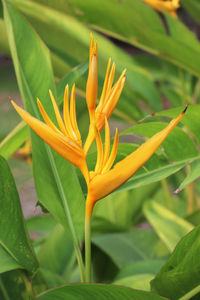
[{"x1": 182, "y1": 104, "x2": 189, "y2": 114}]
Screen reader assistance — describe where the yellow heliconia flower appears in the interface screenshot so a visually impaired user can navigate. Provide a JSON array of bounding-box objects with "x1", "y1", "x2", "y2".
[
  {"x1": 84, "y1": 34, "x2": 126, "y2": 154},
  {"x1": 85, "y1": 105, "x2": 188, "y2": 218},
  {"x1": 11, "y1": 34, "x2": 187, "y2": 220},
  {"x1": 142, "y1": 0, "x2": 180, "y2": 17},
  {"x1": 11, "y1": 85, "x2": 89, "y2": 183}
]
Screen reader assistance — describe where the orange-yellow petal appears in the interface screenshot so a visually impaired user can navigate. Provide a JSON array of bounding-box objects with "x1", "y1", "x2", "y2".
[
  {"x1": 49, "y1": 90, "x2": 68, "y2": 136},
  {"x1": 70, "y1": 84, "x2": 81, "y2": 141},
  {"x1": 37, "y1": 98, "x2": 60, "y2": 134},
  {"x1": 94, "y1": 127, "x2": 104, "y2": 173},
  {"x1": 98, "y1": 58, "x2": 111, "y2": 110},
  {"x1": 86, "y1": 41, "x2": 98, "y2": 120},
  {"x1": 103, "y1": 118, "x2": 110, "y2": 166},
  {"x1": 102, "y1": 128, "x2": 119, "y2": 173},
  {"x1": 11, "y1": 101, "x2": 85, "y2": 169},
  {"x1": 88, "y1": 106, "x2": 188, "y2": 203}
]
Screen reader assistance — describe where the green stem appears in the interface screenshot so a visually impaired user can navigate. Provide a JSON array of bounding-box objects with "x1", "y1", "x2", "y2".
[
  {"x1": 85, "y1": 199, "x2": 94, "y2": 283},
  {"x1": 20, "y1": 271, "x2": 36, "y2": 300},
  {"x1": 85, "y1": 216, "x2": 91, "y2": 282},
  {"x1": 178, "y1": 285, "x2": 200, "y2": 300}
]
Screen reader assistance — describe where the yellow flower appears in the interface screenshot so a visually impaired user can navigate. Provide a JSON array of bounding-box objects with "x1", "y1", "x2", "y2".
[
  {"x1": 85, "y1": 105, "x2": 188, "y2": 218},
  {"x1": 11, "y1": 85, "x2": 89, "y2": 183},
  {"x1": 11, "y1": 34, "x2": 187, "y2": 220},
  {"x1": 142, "y1": 0, "x2": 180, "y2": 17},
  {"x1": 84, "y1": 34, "x2": 126, "y2": 154}
]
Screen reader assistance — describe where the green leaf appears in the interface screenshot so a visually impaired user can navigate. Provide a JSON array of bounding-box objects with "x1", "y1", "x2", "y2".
[
  {"x1": 93, "y1": 230, "x2": 169, "y2": 268},
  {"x1": 8, "y1": 0, "x2": 162, "y2": 112},
  {"x1": 32, "y1": 0, "x2": 200, "y2": 77},
  {"x1": 151, "y1": 225, "x2": 200, "y2": 300},
  {"x1": 38, "y1": 283, "x2": 169, "y2": 300},
  {"x1": 37, "y1": 224, "x2": 75, "y2": 281},
  {"x1": 115, "y1": 260, "x2": 165, "y2": 281},
  {"x1": 114, "y1": 274, "x2": 154, "y2": 291},
  {"x1": 0, "y1": 156, "x2": 38, "y2": 274},
  {"x1": 26, "y1": 215, "x2": 57, "y2": 235},
  {"x1": 3, "y1": 0, "x2": 85, "y2": 246},
  {"x1": 143, "y1": 201, "x2": 194, "y2": 252},
  {"x1": 0, "y1": 121, "x2": 29, "y2": 159},
  {"x1": 178, "y1": 157, "x2": 200, "y2": 191}
]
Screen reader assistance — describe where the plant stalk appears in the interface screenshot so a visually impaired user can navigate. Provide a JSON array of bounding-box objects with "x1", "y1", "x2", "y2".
[
  {"x1": 178, "y1": 285, "x2": 200, "y2": 300},
  {"x1": 85, "y1": 198, "x2": 94, "y2": 282},
  {"x1": 20, "y1": 271, "x2": 36, "y2": 300}
]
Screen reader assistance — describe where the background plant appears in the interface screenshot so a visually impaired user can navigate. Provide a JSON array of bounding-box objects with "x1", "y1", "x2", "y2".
[{"x1": 0, "y1": 0, "x2": 200, "y2": 299}]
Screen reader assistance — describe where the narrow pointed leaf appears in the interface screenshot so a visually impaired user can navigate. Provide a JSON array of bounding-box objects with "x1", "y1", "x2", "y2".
[
  {"x1": 0, "y1": 156, "x2": 38, "y2": 274},
  {"x1": 143, "y1": 201, "x2": 194, "y2": 252}
]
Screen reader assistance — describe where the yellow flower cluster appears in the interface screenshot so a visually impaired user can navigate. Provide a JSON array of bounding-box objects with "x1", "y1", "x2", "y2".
[{"x1": 12, "y1": 34, "x2": 187, "y2": 219}]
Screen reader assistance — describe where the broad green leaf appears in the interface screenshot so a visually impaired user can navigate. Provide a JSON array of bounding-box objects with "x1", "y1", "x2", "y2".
[
  {"x1": 178, "y1": 157, "x2": 200, "y2": 191},
  {"x1": 8, "y1": 0, "x2": 162, "y2": 112},
  {"x1": 93, "y1": 184, "x2": 159, "y2": 233},
  {"x1": 26, "y1": 215, "x2": 57, "y2": 235},
  {"x1": 114, "y1": 274, "x2": 154, "y2": 291},
  {"x1": 115, "y1": 260, "x2": 165, "y2": 281},
  {"x1": 56, "y1": 61, "x2": 88, "y2": 105},
  {"x1": 38, "y1": 224, "x2": 75, "y2": 281},
  {"x1": 0, "y1": 246, "x2": 21, "y2": 274},
  {"x1": 166, "y1": 13, "x2": 200, "y2": 52},
  {"x1": 38, "y1": 283, "x2": 169, "y2": 300},
  {"x1": 0, "y1": 156, "x2": 38, "y2": 274},
  {"x1": 32, "y1": 0, "x2": 200, "y2": 77},
  {"x1": 3, "y1": 0, "x2": 85, "y2": 249},
  {"x1": 93, "y1": 230, "x2": 169, "y2": 268},
  {"x1": 151, "y1": 225, "x2": 200, "y2": 300},
  {"x1": 143, "y1": 201, "x2": 194, "y2": 252},
  {"x1": 0, "y1": 121, "x2": 28, "y2": 159}
]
